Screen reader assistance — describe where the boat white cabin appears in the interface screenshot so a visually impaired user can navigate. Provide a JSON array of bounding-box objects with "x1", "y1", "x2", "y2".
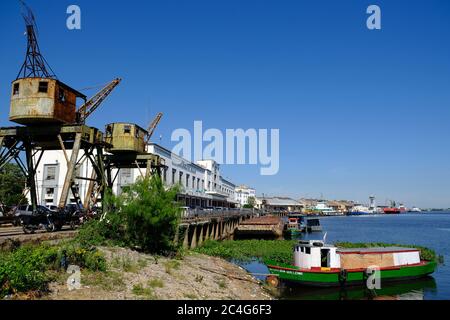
[
  {"x1": 314, "y1": 202, "x2": 341, "y2": 216},
  {"x1": 293, "y1": 240, "x2": 422, "y2": 270}
]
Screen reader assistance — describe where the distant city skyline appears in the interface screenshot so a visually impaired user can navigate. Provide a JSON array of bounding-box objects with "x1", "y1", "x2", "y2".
[{"x1": 0, "y1": 0, "x2": 449, "y2": 208}]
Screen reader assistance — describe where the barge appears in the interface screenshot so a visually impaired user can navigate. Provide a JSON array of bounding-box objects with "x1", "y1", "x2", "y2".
[{"x1": 266, "y1": 240, "x2": 436, "y2": 287}]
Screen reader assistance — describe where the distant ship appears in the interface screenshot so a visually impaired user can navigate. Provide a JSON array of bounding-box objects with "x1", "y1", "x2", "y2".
[
  {"x1": 410, "y1": 207, "x2": 422, "y2": 213},
  {"x1": 384, "y1": 200, "x2": 401, "y2": 214},
  {"x1": 348, "y1": 205, "x2": 372, "y2": 216},
  {"x1": 384, "y1": 207, "x2": 401, "y2": 214}
]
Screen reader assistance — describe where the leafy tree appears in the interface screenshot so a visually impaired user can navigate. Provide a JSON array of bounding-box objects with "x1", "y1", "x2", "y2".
[
  {"x1": 78, "y1": 175, "x2": 182, "y2": 254},
  {"x1": 118, "y1": 175, "x2": 181, "y2": 252},
  {"x1": 0, "y1": 163, "x2": 27, "y2": 207},
  {"x1": 244, "y1": 196, "x2": 256, "y2": 209}
]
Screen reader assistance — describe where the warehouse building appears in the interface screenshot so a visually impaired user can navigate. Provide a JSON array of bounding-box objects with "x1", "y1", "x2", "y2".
[{"x1": 29, "y1": 143, "x2": 238, "y2": 209}]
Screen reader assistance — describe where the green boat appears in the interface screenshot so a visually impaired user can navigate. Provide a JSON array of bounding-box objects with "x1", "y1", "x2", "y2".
[{"x1": 266, "y1": 240, "x2": 437, "y2": 288}]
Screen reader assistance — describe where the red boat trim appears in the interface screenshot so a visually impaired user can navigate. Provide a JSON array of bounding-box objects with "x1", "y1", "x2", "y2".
[{"x1": 267, "y1": 261, "x2": 429, "y2": 274}]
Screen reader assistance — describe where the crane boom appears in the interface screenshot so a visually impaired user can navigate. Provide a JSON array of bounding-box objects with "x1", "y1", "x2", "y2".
[
  {"x1": 145, "y1": 112, "x2": 163, "y2": 143},
  {"x1": 77, "y1": 78, "x2": 121, "y2": 123}
]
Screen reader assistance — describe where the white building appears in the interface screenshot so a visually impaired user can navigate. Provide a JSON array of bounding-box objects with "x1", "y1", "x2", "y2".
[
  {"x1": 30, "y1": 143, "x2": 238, "y2": 209},
  {"x1": 234, "y1": 185, "x2": 256, "y2": 207}
]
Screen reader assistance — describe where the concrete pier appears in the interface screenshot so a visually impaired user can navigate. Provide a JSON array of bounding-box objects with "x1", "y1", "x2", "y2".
[{"x1": 177, "y1": 211, "x2": 255, "y2": 249}]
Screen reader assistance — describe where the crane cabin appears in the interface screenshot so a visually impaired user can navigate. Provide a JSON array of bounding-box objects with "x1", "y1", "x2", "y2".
[
  {"x1": 105, "y1": 123, "x2": 148, "y2": 153},
  {"x1": 10, "y1": 78, "x2": 86, "y2": 125}
]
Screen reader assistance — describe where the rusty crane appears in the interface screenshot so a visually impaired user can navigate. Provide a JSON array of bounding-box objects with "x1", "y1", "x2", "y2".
[{"x1": 0, "y1": 2, "x2": 121, "y2": 220}]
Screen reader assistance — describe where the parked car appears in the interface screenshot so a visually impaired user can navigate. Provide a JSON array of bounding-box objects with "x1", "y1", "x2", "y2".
[
  {"x1": 18, "y1": 205, "x2": 64, "y2": 233},
  {"x1": 46, "y1": 205, "x2": 59, "y2": 211},
  {"x1": 63, "y1": 203, "x2": 86, "y2": 229}
]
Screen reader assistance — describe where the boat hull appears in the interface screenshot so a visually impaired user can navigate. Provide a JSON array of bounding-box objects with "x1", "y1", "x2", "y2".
[
  {"x1": 347, "y1": 211, "x2": 370, "y2": 216},
  {"x1": 266, "y1": 261, "x2": 436, "y2": 288}
]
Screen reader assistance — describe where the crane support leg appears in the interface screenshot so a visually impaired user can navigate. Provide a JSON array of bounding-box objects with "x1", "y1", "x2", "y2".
[
  {"x1": 24, "y1": 141, "x2": 38, "y2": 212},
  {"x1": 59, "y1": 132, "x2": 82, "y2": 209}
]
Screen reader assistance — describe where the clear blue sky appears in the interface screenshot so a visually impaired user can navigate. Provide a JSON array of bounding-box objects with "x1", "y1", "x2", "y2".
[{"x1": 1, "y1": 0, "x2": 450, "y2": 208}]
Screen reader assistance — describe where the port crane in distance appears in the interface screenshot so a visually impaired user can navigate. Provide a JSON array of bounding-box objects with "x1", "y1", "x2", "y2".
[{"x1": 145, "y1": 112, "x2": 163, "y2": 144}]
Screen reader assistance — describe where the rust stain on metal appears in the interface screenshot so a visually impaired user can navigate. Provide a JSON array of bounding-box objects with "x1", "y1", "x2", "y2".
[
  {"x1": 105, "y1": 122, "x2": 148, "y2": 153},
  {"x1": 9, "y1": 78, "x2": 81, "y2": 125},
  {"x1": 240, "y1": 216, "x2": 282, "y2": 226}
]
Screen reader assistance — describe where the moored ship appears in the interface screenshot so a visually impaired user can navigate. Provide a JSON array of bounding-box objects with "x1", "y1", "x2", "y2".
[{"x1": 266, "y1": 240, "x2": 436, "y2": 287}]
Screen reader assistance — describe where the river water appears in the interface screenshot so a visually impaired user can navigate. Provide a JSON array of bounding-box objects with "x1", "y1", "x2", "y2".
[{"x1": 238, "y1": 212, "x2": 450, "y2": 300}]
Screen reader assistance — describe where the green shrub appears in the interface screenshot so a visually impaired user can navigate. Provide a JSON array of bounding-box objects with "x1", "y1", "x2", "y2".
[
  {"x1": 119, "y1": 176, "x2": 181, "y2": 253},
  {"x1": 0, "y1": 243, "x2": 106, "y2": 298},
  {"x1": 0, "y1": 247, "x2": 51, "y2": 297},
  {"x1": 77, "y1": 176, "x2": 182, "y2": 254}
]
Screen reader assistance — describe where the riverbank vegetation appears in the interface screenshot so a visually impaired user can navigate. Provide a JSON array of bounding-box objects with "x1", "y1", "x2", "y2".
[
  {"x1": 77, "y1": 176, "x2": 181, "y2": 254},
  {"x1": 194, "y1": 240, "x2": 296, "y2": 264},
  {"x1": 1, "y1": 175, "x2": 183, "y2": 299},
  {"x1": 0, "y1": 242, "x2": 106, "y2": 298}
]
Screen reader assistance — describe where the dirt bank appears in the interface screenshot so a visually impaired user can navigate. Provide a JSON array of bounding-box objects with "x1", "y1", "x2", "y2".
[{"x1": 44, "y1": 247, "x2": 272, "y2": 300}]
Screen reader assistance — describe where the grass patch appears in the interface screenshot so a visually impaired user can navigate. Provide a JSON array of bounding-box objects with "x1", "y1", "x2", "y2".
[
  {"x1": 132, "y1": 283, "x2": 157, "y2": 299},
  {"x1": 148, "y1": 278, "x2": 164, "y2": 288},
  {"x1": 194, "y1": 240, "x2": 296, "y2": 264},
  {"x1": 217, "y1": 278, "x2": 227, "y2": 289},
  {"x1": 82, "y1": 270, "x2": 126, "y2": 291},
  {"x1": 164, "y1": 259, "x2": 181, "y2": 275},
  {"x1": 0, "y1": 241, "x2": 106, "y2": 298},
  {"x1": 111, "y1": 255, "x2": 140, "y2": 273},
  {"x1": 184, "y1": 293, "x2": 198, "y2": 300}
]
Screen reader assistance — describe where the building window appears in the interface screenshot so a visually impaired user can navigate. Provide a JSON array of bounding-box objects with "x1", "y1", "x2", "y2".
[
  {"x1": 119, "y1": 168, "x2": 133, "y2": 186},
  {"x1": 163, "y1": 168, "x2": 167, "y2": 183},
  {"x1": 186, "y1": 174, "x2": 190, "y2": 188},
  {"x1": 58, "y1": 89, "x2": 66, "y2": 102},
  {"x1": 305, "y1": 247, "x2": 311, "y2": 255},
  {"x1": 179, "y1": 172, "x2": 184, "y2": 185},
  {"x1": 45, "y1": 166, "x2": 57, "y2": 181},
  {"x1": 38, "y1": 81, "x2": 48, "y2": 93},
  {"x1": 193, "y1": 176, "x2": 195, "y2": 189},
  {"x1": 106, "y1": 125, "x2": 113, "y2": 136},
  {"x1": 172, "y1": 169, "x2": 176, "y2": 184},
  {"x1": 124, "y1": 125, "x2": 131, "y2": 134},
  {"x1": 13, "y1": 83, "x2": 19, "y2": 95},
  {"x1": 197, "y1": 178, "x2": 200, "y2": 190},
  {"x1": 46, "y1": 188, "x2": 55, "y2": 197}
]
